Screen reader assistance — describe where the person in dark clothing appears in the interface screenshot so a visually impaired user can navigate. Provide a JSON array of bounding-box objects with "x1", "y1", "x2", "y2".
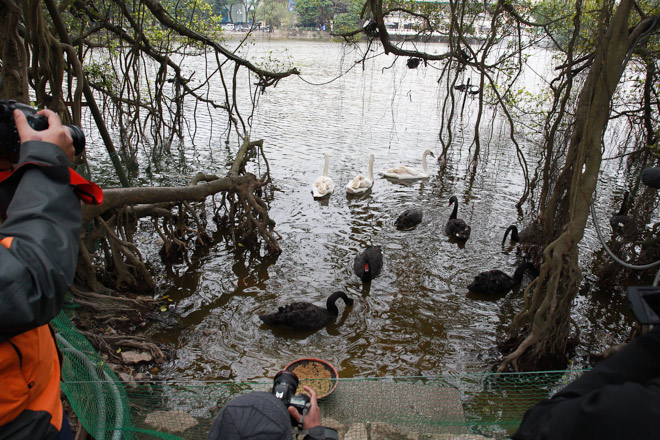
[
  {"x1": 513, "y1": 325, "x2": 660, "y2": 440},
  {"x1": 208, "y1": 385, "x2": 339, "y2": 440},
  {"x1": 0, "y1": 108, "x2": 101, "y2": 440}
]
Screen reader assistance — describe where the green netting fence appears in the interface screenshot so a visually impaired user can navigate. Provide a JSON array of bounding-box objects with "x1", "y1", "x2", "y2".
[{"x1": 52, "y1": 310, "x2": 587, "y2": 440}]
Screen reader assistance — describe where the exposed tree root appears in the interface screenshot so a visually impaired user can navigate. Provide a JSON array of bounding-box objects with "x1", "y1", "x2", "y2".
[
  {"x1": 70, "y1": 287, "x2": 157, "y2": 310},
  {"x1": 498, "y1": 332, "x2": 541, "y2": 372},
  {"x1": 78, "y1": 137, "x2": 279, "y2": 293},
  {"x1": 80, "y1": 331, "x2": 165, "y2": 364},
  {"x1": 68, "y1": 138, "x2": 280, "y2": 374}
]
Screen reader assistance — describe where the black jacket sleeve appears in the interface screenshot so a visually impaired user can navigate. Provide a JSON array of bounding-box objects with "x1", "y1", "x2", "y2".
[
  {"x1": 0, "y1": 141, "x2": 82, "y2": 339},
  {"x1": 513, "y1": 325, "x2": 660, "y2": 440},
  {"x1": 303, "y1": 426, "x2": 339, "y2": 440}
]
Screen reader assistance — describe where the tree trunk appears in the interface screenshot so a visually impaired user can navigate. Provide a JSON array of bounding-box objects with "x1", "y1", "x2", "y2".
[
  {"x1": 0, "y1": 0, "x2": 28, "y2": 101},
  {"x1": 500, "y1": 0, "x2": 644, "y2": 371}
]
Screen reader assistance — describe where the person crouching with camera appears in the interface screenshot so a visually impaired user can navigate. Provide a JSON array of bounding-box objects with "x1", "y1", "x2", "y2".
[
  {"x1": 0, "y1": 108, "x2": 101, "y2": 440},
  {"x1": 208, "y1": 372, "x2": 339, "y2": 440}
]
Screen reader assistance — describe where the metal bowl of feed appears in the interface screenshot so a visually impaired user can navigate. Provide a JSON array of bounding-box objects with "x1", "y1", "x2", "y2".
[{"x1": 284, "y1": 358, "x2": 338, "y2": 399}]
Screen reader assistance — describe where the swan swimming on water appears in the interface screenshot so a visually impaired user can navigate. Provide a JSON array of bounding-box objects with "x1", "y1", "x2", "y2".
[
  {"x1": 353, "y1": 245, "x2": 383, "y2": 283},
  {"x1": 346, "y1": 154, "x2": 374, "y2": 194},
  {"x1": 445, "y1": 196, "x2": 471, "y2": 241},
  {"x1": 259, "y1": 291, "x2": 354, "y2": 331},
  {"x1": 311, "y1": 152, "x2": 334, "y2": 198},
  {"x1": 395, "y1": 208, "x2": 423, "y2": 230},
  {"x1": 502, "y1": 222, "x2": 544, "y2": 267},
  {"x1": 467, "y1": 262, "x2": 537, "y2": 295},
  {"x1": 383, "y1": 149, "x2": 434, "y2": 180},
  {"x1": 502, "y1": 225, "x2": 523, "y2": 245}
]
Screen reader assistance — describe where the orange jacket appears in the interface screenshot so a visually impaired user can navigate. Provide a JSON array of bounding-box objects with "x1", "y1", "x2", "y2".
[{"x1": 0, "y1": 325, "x2": 63, "y2": 439}]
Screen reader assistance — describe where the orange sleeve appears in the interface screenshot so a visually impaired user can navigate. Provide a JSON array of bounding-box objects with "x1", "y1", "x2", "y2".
[{"x1": 0, "y1": 237, "x2": 13, "y2": 249}]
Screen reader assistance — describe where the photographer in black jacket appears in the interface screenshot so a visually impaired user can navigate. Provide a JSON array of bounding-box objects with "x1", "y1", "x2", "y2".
[{"x1": 513, "y1": 325, "x2": 660, "y2": 440}]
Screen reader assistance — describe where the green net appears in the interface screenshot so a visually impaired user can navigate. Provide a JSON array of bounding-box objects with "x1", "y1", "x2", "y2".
[{"x1": 52, "y1": 310, "x2": 587, "y2": 440}]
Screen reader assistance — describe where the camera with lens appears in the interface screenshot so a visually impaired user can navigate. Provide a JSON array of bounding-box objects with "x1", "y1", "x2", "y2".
[
  {"x1": 272, "y1": 370, "x2": 311, "y2": 419},
  {"x1": 0, "y1": 99, "x2": 86, "y2": 159}
]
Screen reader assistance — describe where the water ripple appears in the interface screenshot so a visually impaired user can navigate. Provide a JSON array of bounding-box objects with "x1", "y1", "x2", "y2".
[{"x1": 143, "y1": 39, "x2": 632, "y2": 382}]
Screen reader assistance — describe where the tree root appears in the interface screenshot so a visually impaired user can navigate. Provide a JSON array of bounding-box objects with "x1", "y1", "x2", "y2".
[
  {"x1": 71, "y1": 286, "x2": 156, "y2": 309},
  {"x1": 77, "y1": 136, "x2": 280, "y2": 296},
  {"x1": 498, "y1": 332, "x2": 540, "y2": 372},
  {"x1": 80, "y1": 331, "x2": 165, "y2": 364},
  {"x1": 67, "y1": 138, "x2": 282, "y2": 374}
]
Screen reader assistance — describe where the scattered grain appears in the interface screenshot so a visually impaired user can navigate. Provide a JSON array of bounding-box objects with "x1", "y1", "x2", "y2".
[{"x1": 289, "y1": 361, "x2": 336, "y2": 397}]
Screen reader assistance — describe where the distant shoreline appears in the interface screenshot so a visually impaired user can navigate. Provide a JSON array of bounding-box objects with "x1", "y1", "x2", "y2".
[
  {"x1": 225, "y1": 29, "x2": 335, "y2": 41},
  {"x1": 226, "y1": 28, "x2": 453, "y2": 43}
]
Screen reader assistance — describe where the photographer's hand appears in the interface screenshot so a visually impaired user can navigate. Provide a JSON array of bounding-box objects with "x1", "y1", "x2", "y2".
[
  {"x1": 14, "y1": 109, "x2": 74, "y2": 161},
  {"x1": 288, "y1": 385, "x2": 322, "y2": 429}
]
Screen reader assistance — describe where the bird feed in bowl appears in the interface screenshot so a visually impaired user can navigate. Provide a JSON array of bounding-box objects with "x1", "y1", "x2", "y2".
[{"x1": 285, "y1": 358, "x2": 338, "y2": 399}]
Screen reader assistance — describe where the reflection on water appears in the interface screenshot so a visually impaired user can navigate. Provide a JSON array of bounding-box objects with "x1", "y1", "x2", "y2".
[{"x1": 140, "y1": 39, "x2": 634, "y2": 382}]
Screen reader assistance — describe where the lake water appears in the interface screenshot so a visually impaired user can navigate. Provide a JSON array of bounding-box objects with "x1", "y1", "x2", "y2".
[{"x1": 85, "y1": 38, "x2": 637, "y2": 382}]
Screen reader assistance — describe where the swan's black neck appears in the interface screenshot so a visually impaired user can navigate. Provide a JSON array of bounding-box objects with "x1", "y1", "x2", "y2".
[
  {"x1": 512, "y1": 262, "x2": 536, "y2": 284},
  {"x1": 449, "y1": 198, "x2": 458, "y2": 220},
  {"x1": 617, "y1": 191, "x2": 630, "y2": 216},
  {"x1": 326, "y1": 291, "x2": 351, "y2": 315},
  {"x1": 503, "y1": 225, "x2": 520, "y2": 245}
]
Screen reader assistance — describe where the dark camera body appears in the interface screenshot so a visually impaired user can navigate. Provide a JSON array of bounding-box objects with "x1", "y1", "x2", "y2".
[
  {"x1": 272, "y1": 370, "x2": 311, "y2": 419},
  {"x1": 0, "y1": 100, "x2": 85, "y2": 159}
]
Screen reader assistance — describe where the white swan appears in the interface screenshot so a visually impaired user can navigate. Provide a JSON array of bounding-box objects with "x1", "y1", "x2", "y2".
[
  {"x1": 383, "y1": 149, "x2": 435, "y2": 180},
  {"x1": 346, "y1": 154, "x2": 374, "y2": 194},
  {"x1": 311, "y1": 152, "x2": 335, "y2": 198}
]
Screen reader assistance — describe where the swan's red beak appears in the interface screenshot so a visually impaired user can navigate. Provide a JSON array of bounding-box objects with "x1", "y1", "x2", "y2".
[{"x1": 364, "y1": 263, "x2": 370, "y2": 273}]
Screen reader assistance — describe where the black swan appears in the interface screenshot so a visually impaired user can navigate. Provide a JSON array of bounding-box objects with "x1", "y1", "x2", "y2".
[
  {"x1": 502, "y1": 222, "x2": 545, "y2": 245},
  {"x1": 395, "y1": 208, "x2": 423, "y2": 230},
  {"x1": 468, "y1": 262, "x2": 537, "y2": 295},
  {"x1": 609, "y1": 191, "x2": 631, "y2": 233},
  {"x1": 502, "y1": 225, "x2": 521, "y2": 244},
  {"x1": 503, "y1": 224, "x2": 535, "y2": 245},
  {"x1": 445, "y1": 196, "x2": 471, "y2": 241},
  {"x1": 502, "y1": 222, "x2": 545, "y2": 267},
  {"x1": 259, "y1": 291, "x2": 354, "y2": 331},
  {"x1": 353, "y1": 245, "x2": 383, "y2": 282}
]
